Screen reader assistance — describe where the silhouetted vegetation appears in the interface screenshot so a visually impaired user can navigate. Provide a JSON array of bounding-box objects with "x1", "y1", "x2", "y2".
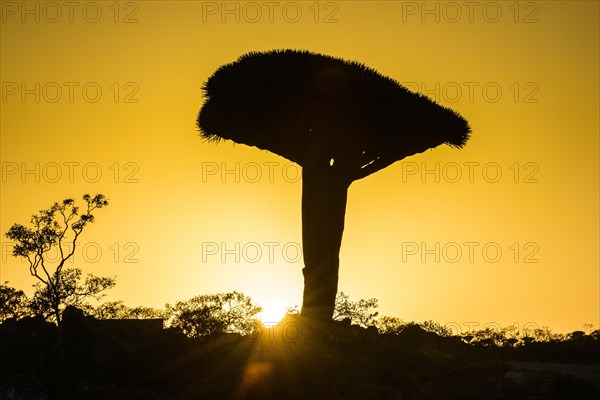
[
  {"x1": 332, "y1": 291, "x2": 379, "y2": 327},
  {"x1": 288, "y1": 292, "x2": 379, "y2": 328},
  {"x1": 90, "y1": 300, "x2": 164, "y2": 320},
  {"x1": 4, "y1": 194, "x2": 113, "y2": 326},
  {"x1": 377, "y1": 318, "x2": 453, "y2": 337},
  {"x1": 0, "y1": 282, "x2": 29, "y2": 322},
  {"x1": 164, "y1": 291, "x2": 262, "y2": 338},
  {"x1": 28, "y1": 268, "x2": 115, "y2": 323}
]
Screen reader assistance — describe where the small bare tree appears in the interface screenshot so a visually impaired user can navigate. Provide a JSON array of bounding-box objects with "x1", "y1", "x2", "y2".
[{"x1": 5, "y1": 194, "x2": 114, "y2": 326}]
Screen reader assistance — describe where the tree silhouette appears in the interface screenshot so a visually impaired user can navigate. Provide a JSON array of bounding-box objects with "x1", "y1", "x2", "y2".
[
  {"x1": 197, "y1": 50, "x2": 471, "y2": 320},
  {"x1": 5, "y1": 194, "x2": 112, "y2": 326}
]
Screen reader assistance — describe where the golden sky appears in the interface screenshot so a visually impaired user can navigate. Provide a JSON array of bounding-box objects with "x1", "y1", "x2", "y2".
[{"x1": 1, "y1": 0, "x2": 598, "y2": 333}]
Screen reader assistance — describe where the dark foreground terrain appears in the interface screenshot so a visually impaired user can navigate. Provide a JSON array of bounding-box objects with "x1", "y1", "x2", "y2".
[{"x1": 2, "y1": 310, "x2": 599, "y2": 400}]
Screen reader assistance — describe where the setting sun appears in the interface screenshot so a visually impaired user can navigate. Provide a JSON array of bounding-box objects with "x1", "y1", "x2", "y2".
[{"x1": 259, "y1": 300, "x2": 288, "y2": 325}]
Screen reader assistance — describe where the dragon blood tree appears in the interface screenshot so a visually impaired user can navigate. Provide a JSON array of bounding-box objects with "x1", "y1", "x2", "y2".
[{"x1": 197, "y1": 50, "x2": 471, "y2": 320}]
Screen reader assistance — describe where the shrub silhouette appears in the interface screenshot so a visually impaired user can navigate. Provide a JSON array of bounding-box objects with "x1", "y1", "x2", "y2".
[
  {"x1": 90, "y1": 300, "x2": 164, "y2": 320},
  {"x1": 332, "y1": 291, "x2": 379, "y2": 327},
  {"x1": 0, "y1": 282, "x2": 30, "y2": 322},
  {"x1": 164, "y1": 291, "x2": 261, "y2": 338}
]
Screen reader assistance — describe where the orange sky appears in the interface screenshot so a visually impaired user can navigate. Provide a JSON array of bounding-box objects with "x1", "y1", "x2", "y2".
[{"x1": 1, "y1": 1, "x2": 598, "y2": 334}]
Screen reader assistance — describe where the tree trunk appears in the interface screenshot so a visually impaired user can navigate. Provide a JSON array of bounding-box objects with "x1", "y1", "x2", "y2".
[
  {"x1": 300, "y1": 163, "x2": 349, "y2": 320},
  {"x1": 50, "y1": 283, "x2": 62, "y2": 327},
  {"x1": 54, "y1": 305, "x2": 61, "y2": 327},
  {"x1": 53, "y1": 296, "x2": 62, "y2": 327}
]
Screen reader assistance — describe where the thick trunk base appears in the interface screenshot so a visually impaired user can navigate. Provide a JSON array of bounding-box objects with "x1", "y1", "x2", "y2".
[{"x1": 300, "y1": 165, "x2": 348, "y2": 321}]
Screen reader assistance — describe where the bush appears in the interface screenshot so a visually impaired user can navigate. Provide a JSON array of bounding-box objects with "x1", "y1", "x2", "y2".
[{"x1": 164, "y1": 291, "x2": 261, "y2": 339}]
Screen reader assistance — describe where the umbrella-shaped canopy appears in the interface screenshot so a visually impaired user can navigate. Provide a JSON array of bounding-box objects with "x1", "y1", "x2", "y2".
[{"x1": 198, "y1": 49, "x2": 470, "y2": 182}]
